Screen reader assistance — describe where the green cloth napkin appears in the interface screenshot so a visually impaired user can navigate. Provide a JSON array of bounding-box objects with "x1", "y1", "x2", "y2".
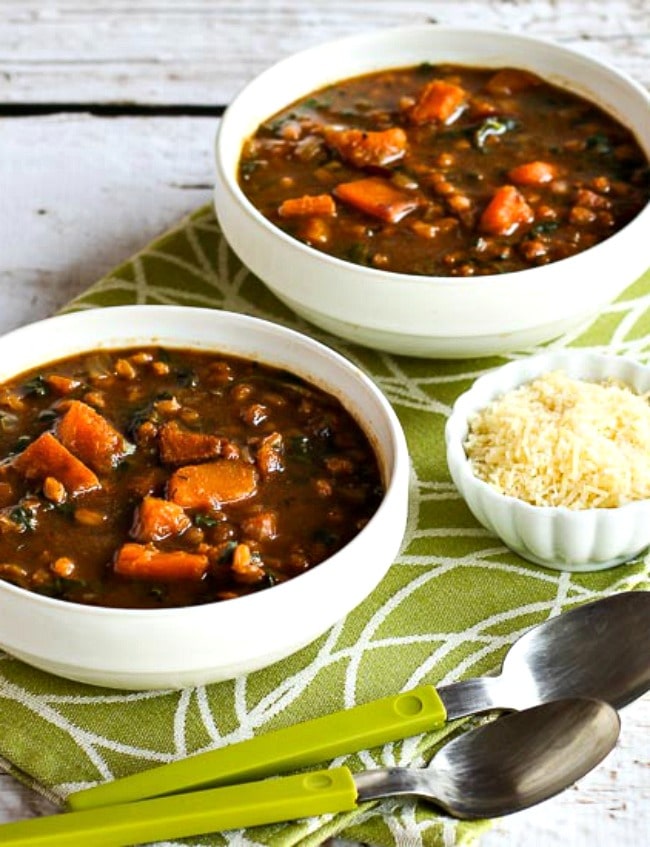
[{"x1": 1, "y1": 204, "x2": 649, "y2": 847}]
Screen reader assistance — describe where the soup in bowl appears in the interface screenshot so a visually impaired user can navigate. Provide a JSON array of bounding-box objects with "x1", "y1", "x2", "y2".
[
  {"x1": 0, "y1": 306, "x2": 409, "y2": 689},
  {"x1": 214, "y1": 25, "x2": 650, "y2": 357}
]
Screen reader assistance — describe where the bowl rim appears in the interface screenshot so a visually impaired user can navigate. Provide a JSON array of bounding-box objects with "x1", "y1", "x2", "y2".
[
  {"x1": 0, "y1": 304, "x2": 410, "y2": 619},
  {"x1": 445, "y1": 350, "x2": 650, "y2": 517},
  {"x1": 215, "y1": 22, "x2": 650, "y2": 294}
]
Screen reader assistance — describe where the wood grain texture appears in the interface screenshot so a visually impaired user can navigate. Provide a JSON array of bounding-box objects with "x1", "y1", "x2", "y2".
[
  {"x1": 0, "y1": 2, "x2": 648, "y2": 845},
  {"x1": 0, "y1": 0, "x2": 648, "y2": 103},
  {"x1": 0, "y1": 113, "x2": 215, "y2": 333}
]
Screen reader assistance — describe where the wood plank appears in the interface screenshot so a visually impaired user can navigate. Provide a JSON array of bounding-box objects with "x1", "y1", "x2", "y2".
[
  {"x1": 0, "y1": 773, "x2": 57, "y2": 821},
  {"x1": 1, "y1": 0, "x2": 648, "y2": 104},
  {"x1": 0, "y1": 114, "x2": 215, "y2": 334}
]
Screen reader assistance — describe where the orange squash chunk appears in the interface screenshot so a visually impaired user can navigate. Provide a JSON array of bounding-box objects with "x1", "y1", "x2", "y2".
[
  {"x1": 44, "y1": 374, "x2": 82, "y2": 396},
  {"x1": 324, "y1": 127, "x2": 407, "y2": 168},
  {"x1": 13, "y1": 432, "x2": 100, "y2": 497},
  {"x1": 57, "y1": 400, "x2": 132, "y2": 473},
  {"x1": 410, "y1": 79, "x2": 467, "y2": 124},
  {"x1": 159, "y1": 421, "x2": 222, "y2": 466},
  {"x1": 334, "y1": 176, "x2": 420, "y2": 223},
  {"x1": 114, "y1": 543, "x2": 209, "y2": 581},
  {"x1": 508, "y1": 161, "x2": 558, "y2": 186},
  {"x1": 278, "y1": 194, "x2": 336, "y2": 218},
  {"x1": 131, "y1": 496, "x2": 192, "y2": 542},
  {"x1": 300, "y1": 215, "x2": 332, "y2": 246},
  {"x1": 168, "y1": 459, "x2": 257, "y2": 509},
  {"x1": 479, "y1": 185, "x2": 534, "y2": 236}
]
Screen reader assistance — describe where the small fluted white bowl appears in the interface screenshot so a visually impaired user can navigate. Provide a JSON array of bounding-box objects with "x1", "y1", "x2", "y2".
[{"x1": 445, "y1": 351, "x2": 650, "y2": 571}]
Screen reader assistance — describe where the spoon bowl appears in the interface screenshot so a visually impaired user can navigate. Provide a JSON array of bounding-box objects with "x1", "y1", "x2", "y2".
[
  {"x1": 438, "y1": 590, "x2": 650, "y2": 718},
  {"x1": 355, "y1": 698, "x2": 621, "y2": 819},
  {"x1": 502, "y1": 591, "x2": 650, "y2": 708}
]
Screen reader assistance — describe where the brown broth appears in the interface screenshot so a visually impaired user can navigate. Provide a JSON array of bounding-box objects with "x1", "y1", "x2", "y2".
[
  {"x1": 238, "y1": 64, "x2": 649, "y2": 276},
  {"x1": 0, "y1": 347, "x2": 383, "y2": 609}
]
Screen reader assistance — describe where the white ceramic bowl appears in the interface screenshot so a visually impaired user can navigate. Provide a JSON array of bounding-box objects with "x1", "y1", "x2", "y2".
[
  {"x1": 445, "y1": 351, "x2": 650, "y2": 571},
  {"x1": 214, "y1": 24, "x2": 650, "y2": 358},
  {"x1": 0, "y1": 306, "x2": 409, "y2": 689}
]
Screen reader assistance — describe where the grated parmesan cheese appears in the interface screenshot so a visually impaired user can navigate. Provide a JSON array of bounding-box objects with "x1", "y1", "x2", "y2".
[{"x1": 464, "y1": 370, "x2": 650, "y2": 509}]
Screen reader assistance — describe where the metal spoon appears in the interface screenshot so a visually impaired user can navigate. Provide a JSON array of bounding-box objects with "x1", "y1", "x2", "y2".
[
  {"x1": 68, "y1": 590, "x2": 649, "y2": 812},
  {"x1": 0, "y1": 698, "x2": 620, "y2": 846},
  {"x1": 439, "y1": 588, "x2": 650, "y2": 718},
  {"x1": 355, "y1": 696, "x2": 620, "y2": 819}
]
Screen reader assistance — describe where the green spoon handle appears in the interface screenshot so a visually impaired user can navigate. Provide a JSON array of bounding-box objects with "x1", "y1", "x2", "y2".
[
  {"x1": 0, "y1": 767, "x2": 358, "y2": 846},
  {"x1": 68, "y1": 684, "x2": 446, "y2": 811}
]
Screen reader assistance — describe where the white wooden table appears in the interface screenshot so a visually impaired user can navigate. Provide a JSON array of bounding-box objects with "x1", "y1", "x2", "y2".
[{"x1": 0, "y1": 2, "x2": 649, "y2": 845}]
